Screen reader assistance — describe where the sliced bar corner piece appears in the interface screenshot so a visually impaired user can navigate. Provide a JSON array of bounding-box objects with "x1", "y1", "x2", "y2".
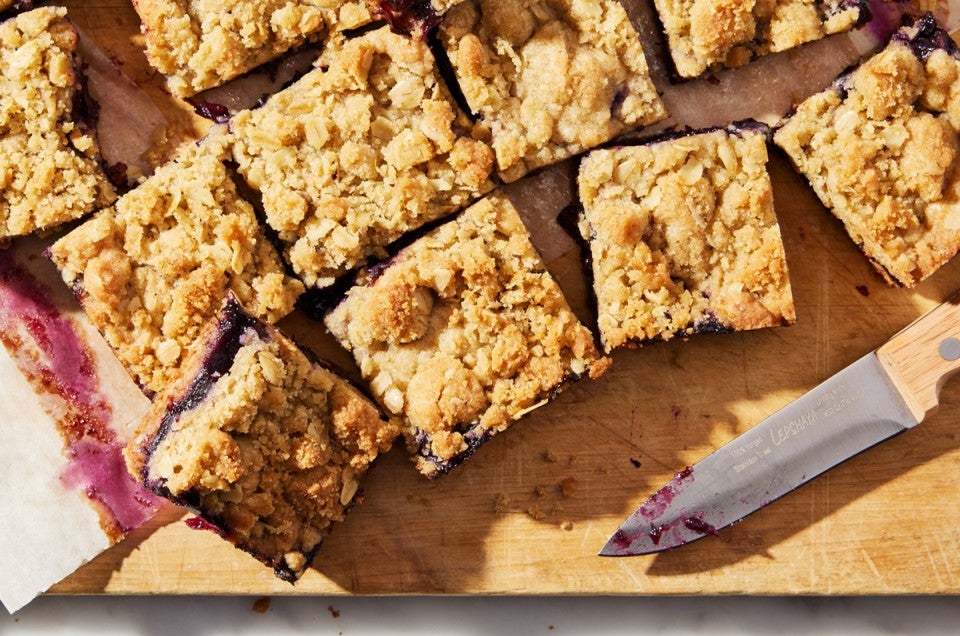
[
  {"x1": 125, "y1": 294, "x2": 399, "y2": 582},
  {"x1": 774, "y1": 12, "x2": 960, "y2": 287},
  {"x1": 438, "y1": 0, "x2": 668, "y2": 182},
  {"x1": 229, "y1": 25, "x2": 496, "y2": 289},
  {"x1": 578, "y1": 121, "x2": 795, "y2": 352},
  {"x1": 132, "y1": 0, "x2": 373, "y2": 97},
  {"x1": 654, "y1": 0, "x2": 871, "y2": 79},
  {"x1": 0, "y1": 6, "x2": 116, "y2": 240},
  {"x1": 324, "y1": 191, "x2": 611, "y2": 478}
]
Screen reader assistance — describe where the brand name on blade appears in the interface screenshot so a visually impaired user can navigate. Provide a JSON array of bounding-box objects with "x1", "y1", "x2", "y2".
[
  {"x1": 769, "y1": 408, "x2": 817, "y2": 447},
  {"x1": 767, "y1": 382, "x2": 862, "y2": 447}
]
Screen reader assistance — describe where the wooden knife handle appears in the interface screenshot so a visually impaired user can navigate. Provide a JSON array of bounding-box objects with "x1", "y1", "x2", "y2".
[{"x1": 877, "y1": 292, "x2": 960, "y2": 423}]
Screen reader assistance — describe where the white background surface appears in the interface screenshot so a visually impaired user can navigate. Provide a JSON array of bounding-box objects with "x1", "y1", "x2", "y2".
[{"x1": 2, "y1": 595, "x2": 960, "y2": 634}]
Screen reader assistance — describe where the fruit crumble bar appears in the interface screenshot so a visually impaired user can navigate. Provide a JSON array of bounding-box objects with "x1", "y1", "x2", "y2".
[
  {"x1": 654, "y1": 0, "x2": 870, "y2": 79},
  {"x1": 0, "y1": 6, "x2": 115, "y2": 240},
  {"x1": 578, "y1": 122, "x2": 795, "y2": 351},
  {"x1": 125, "y1": 296, "x2": 398, "y2": 581},
  {"x1": 229, "y1": 25, "x2": 496, "y2": 289},
  {"x1": 437, "y1": 0, "x2": 667, "y2": 182},
  {"x1": 774, "y1": 13, "x2": 960, "y2": 287},
  {"x1": 132, "y1": 0, "x2": 373, "y2": 96},
  {"x1": 324, "y1": 192, "x2": 610, "y2": 478},
  {"x1": 47, "y1": 131, "x2": 304, "y2": 396}
]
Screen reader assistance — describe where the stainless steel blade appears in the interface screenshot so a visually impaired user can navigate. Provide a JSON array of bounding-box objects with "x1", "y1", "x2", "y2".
[{"x1": 600, "y1": 352, "x2": 920, "y2": 556}]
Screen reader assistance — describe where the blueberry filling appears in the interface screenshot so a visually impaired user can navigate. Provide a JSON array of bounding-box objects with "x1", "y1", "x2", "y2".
[
  {"x1": 818, "y1": 0, "x2": 871, "y2": 25},
  {"x1": 414, "y1": 370, "x2": 586, "y2": 477},
  {"x1": 373, "y1": 0, "x2": 442, "y2": 37},
  {"x1": 691, "y1": 312, "x2": 733, "y2": 335},
  {"x1": 139, "y1": 296, "x2": 265, "y2": 492},
  {"x1": 188, "y1": 100, "x2": 231, "y2": 123},
  {"x1": 893, "y1": 12, "x2": 960, "y2": 61}
]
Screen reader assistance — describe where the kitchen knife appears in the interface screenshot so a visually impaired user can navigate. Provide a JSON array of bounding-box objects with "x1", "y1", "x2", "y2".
[{"x1": 600, "y1": 293, "x2": 960, "y2": 556}]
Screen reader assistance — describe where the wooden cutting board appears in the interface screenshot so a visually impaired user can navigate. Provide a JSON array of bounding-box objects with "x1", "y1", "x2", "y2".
[{"x1": 49, "y1": 0, "x2": 960, "y2": 596}]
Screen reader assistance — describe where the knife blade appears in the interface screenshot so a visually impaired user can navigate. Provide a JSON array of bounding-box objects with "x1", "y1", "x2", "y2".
[{"x1": 600, "y1": 293, "x2": 960, "y2": 556}]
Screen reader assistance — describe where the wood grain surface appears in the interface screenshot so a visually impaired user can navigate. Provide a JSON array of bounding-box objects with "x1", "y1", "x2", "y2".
[{"x1": 48, "y1": 0, "x2": 960, "y2": 595}]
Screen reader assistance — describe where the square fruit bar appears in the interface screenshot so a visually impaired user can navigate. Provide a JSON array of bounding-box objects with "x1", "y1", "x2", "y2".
[
  {"x1": 47, "y1": 131, "x2": 304, "y2": 397},
  {"x1": 774, "y1": 13, "x2": 960, "y2": 287},
  {"x1": 0, "y1": 7, "x2": 115, "y2": 240},
  {"x1": 132, "y1": 0, "x2": 372, "y2": 96},
  {"x1": 438, "y1": 0, "x2": 667, "y2": 182},
  {"x1": 578, "y1": 122, "x2": 795, "y2": 352},
  {"x1": 324, "y1": 192, "x2": 610, "y2": 478},
  {"x1": 125, "y1": 296, "x2": 398, "y2": 581},
  {"x1": 655, "y1": 0, "x2": 869, "y2": 79},
  {"x1": 229, "y1": 26, "x2": 495, "y2": 289}
]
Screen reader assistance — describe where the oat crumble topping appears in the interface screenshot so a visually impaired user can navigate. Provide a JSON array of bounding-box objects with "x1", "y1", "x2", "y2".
[
  {"x1": 0, "y1": 7, "x2": 115, "y2": 239},
  {"x1": 47, "y1": 131, "x2": 304, "y2": 395},
  {"x1": 439, "y1": 0, "x2": 667, "y2": 182},
  {"x1": 579, "y1": 125, "x2": 795, "y2": 350}
]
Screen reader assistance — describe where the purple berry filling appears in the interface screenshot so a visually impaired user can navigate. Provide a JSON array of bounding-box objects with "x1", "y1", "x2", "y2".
[
  {"x1": 822, "y1": 0, "x2": 872, "y2": 26},
  {"x1": 691, "y1": 312, "x2": 733, "y2": 335},
  {"x1": 892, "y1": 11, "x2": 960, "y2": 61},
  {"x1": 189, "y1": 100, "x2": 231, "y2": 123},
  {"x1": 138, "y1": 296, "x2": 266, "y2": 494},
  {"x1": 374, "y1": 0, "x2": 442, "y2": 37},
  {"x1": 414, "y1": 370, "x2": 586, "y2": 478}
]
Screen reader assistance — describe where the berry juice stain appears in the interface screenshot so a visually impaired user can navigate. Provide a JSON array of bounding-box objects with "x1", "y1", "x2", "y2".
[
  {"x1": 0, "y1": 251, "x2": 161, "y2": 537},
  {"x1": 683, "y1": 516, "x2": 719, "y2": 537},
  {"x1": 638, "y1": 466, "x2": 694, "y2": 520}
]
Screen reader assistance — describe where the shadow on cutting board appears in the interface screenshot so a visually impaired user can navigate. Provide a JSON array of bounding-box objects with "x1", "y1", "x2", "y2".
[{"x1": 302, "y1": 152, "x2": 960, "y2": 591}]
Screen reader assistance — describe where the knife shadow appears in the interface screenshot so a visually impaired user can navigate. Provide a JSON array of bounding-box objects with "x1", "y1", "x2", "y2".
[
  {"x1": 642, "y1": 388, "x2": 960, "y2": 577},
  {"x1": 309, "y1": 150, "x2": 960, "y2": 591}
]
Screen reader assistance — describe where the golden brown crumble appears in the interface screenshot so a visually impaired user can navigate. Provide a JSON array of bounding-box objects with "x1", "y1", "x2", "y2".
[
  {"x1": 439, "y1": 0, "x2": 667, "y2": 182},
  {"x1": 774, "y1": 32, "x2": 960, "y2": 287},
  {"x1": 579, "y1": 126, "x2": 795, "y2": 351},
  {"x1": 325, "y1": 192, "x2": 609, "y2": 477},
  {"x1": 125, "y1": 303, "x2": 397, "y2": 580},
  {"x1": 230, "y1": 26, "x2": 495, "y2": 288},
  {"x1": 47, "y1": 131, "x2": 304, "y2": 396},
  {"x1": 132, "y1": 0, "x2": 372, "y2": 96},
  {"x1": 432, "y1": 0, "x2": 466, "y2": 10},
  {"x1": 0, "y1": 7, "x2": 115, "y2": 239},
  {"x1": 655, "y1": 0, "x2": 866, "y2": 78}
]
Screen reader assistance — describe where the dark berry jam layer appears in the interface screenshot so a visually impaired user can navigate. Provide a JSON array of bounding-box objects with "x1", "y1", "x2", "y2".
[
  {"x1": 414, "y1": 370, "x2": 585, "y2": 477},
  {"x1": 139, "y1": 295, "x2": 266, "y2": 493},
  {"x1": 373, "y1": 0, "x2": 442, "y2": 37},
  {"x1": 893, "y1": 12, "x2": 960, "y2": 61}
]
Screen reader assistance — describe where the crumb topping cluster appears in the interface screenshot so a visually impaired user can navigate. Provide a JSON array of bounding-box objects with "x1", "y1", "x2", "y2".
[
  {"x1": 579, "y1": 126, "x2": 795, "y2": 350},
  {"x1": 439, "y1": 0, "x2": 667, "y2": 182},
  {"x1": 48, "y1": 132, "x2": 304, "y2": 395},
  {"x1": 132, "y1": 0, "x2": 372, "y2": 96},
  {"x1": 325, "y1": 193, "x2": 609, "y2": 477},
  {"x1": 0, "y1": 7, "x2": 115, "y2": 239},
  {"x1": 229, "y1": 26, "x2": 496, "y2": 289},
  {"x1": 774, "y1": 28, "x2": 960, "y2": 287}
]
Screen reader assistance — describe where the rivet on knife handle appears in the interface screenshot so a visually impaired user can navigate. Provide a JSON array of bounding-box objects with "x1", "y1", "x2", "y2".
[{"x1": 877, "y1": 295, "x2": 960, "y2": 423}]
